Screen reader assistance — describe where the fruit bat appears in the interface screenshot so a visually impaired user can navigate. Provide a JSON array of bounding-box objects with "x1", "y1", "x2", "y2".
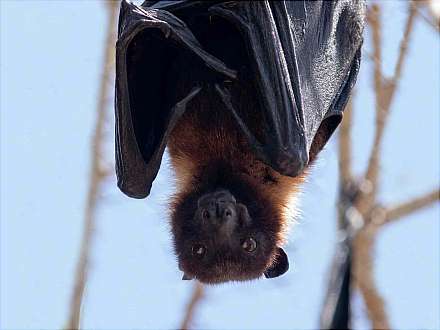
[{"x1": 114, "y1": 0, "x2": 365, "y2": 283}]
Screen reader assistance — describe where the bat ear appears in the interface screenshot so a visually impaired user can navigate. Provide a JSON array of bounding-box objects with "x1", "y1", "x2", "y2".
[
  {"x1": 264, "y1": 247, "x2": 289, "y2": 279},
  {"x1": 182, "y1": 273, "x2": 194, "y2": 280}
]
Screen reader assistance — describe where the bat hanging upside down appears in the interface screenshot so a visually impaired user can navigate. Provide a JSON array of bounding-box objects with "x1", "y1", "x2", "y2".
[
  {"x1": 167, "y1": 61, "x2": 328, "y2": 283},
  {"x1": 168, "y1": 103, "x2": 302, "y2": 283},
  {"x1": 114, "y1": 1, "x2": 364, "y2": 284}
]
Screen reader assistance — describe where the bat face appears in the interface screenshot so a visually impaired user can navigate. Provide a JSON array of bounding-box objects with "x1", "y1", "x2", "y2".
[{"x1": 171, "y1": 178, "x2": 289, "y2": 284}]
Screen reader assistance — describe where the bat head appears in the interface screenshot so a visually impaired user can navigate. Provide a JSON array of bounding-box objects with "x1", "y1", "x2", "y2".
[{"x1": 171, "y1": 175, "x2": 289, "y2": 284}]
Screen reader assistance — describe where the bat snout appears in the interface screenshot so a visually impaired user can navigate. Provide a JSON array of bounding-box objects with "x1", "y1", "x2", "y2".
[{"x1": 197, "y1": 190, "x2": 239, "y2": 229}]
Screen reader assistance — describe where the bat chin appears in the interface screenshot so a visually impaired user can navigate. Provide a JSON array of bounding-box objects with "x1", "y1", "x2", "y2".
[
  {"x1": 179, "y1": 244, "x2": 290, "y2": 283},
  {"x1": 183, "y1": 267, "x2": 265, "y2": 284},
  {"x1": 178, "y1": 250, "x2": 271, "y2": 284},
  {"x1": 198, "y1": 274, "x2": 262, "y2": 285}
]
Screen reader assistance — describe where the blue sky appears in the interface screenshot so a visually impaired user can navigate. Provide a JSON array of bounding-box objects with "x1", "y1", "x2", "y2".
[{"x1": 1, "y1": 1, "x2": 439, "y2": 329}]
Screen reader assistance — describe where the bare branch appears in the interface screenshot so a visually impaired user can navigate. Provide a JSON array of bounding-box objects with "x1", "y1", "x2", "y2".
[
  {"x1": 414, "y1": 0, "x2": 440, "y2": 32},
  {"x1": 105, "y1": 0, "x2": 119, "y2": 11},
  {"x1": 338, "y1": 97, "x2": 354, "y2": 185},
  {"x1": 368, "y1": 4, "x2": 383, "y2": 99},
  {"x1": 359, "y1": 3, "x2": 417, "y2": 215},
  {"x1": 383, "y1": 189, "x2": 440, "y2": 224},
  {"x1": 417, "y1": 7, "x2": 440, "y2": 32},
  {"x1": 180, "y1": 282, "x2": 205, "y2": 330},
  {"x1": 353, "y1": 226, "x2": 390, "y2": 330},
  {"x1": 349, "y1": 4, "x2": 419, "y2": 329},
  {"x1": 355, "y1": 4, "x2": 383, "y2": 215},
  {"x1": 64, "y1": 4, "x2": 118, "y2": 329},
  {"x1": 392, "y1": 2, "x2": 417, "y2": 91}
]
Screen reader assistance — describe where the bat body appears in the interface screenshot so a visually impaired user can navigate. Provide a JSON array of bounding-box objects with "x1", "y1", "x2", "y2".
[
  {"x1": 114, "y1": 0, "x2": 365, "y2": 283},
  {"x1": 168, "y1": 69, "x2": 304, "y2": 282}
]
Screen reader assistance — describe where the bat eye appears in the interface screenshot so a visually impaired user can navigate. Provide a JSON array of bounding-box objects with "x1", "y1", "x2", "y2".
[
  {"x1": 242, "y1": 237, "x2": 257, "y2": 252},
  {"x1": 192, "y1": 244, "x2": 206, "y2": 258}
]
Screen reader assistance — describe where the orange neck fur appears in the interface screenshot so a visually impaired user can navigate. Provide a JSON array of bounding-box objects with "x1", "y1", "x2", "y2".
[{"x1": 167, "y1": 100, "x2": 306, "y2": 244}]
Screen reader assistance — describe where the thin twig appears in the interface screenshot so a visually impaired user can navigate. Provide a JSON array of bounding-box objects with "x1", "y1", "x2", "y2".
[
  {"x1": 351, "y1": 3, "x2": 418, "y2": 329},
  {"x1": 355, "y1": 4, "x2": 383, "y2": 215},
  {"x1": 383, "y1": 189, "x2": 440, "y2": 224},
  {"x1": 369, "y1": 4, "x2": 383, "y2": 100},
  {"x1": 338, "y1": 97, "x2": 353, "y2": 186},
  {"x1": 352, "y1": 225, "x2": 390, "y2": 330},
  {"x1": 180, "y1": 282, "x2": 205, "y2": 330},
  {"x1": 392, "y1": 2, "x2": 417, "y2": 91},
  {"x1": 359, "y1": 3, "x2": 417, "y2": 215},
  {"x1": 414, "y1": 0, "x2": 440, "y2": 32},
  {"x1": 353, "y1": 187, "x2": 439, "y2": 327},
  {"x1": 64, "y1": 3, "x2": 118, "y2": 329},
  {"x1": 417, "y1": 7, "x2": 440, "y2": 32}
]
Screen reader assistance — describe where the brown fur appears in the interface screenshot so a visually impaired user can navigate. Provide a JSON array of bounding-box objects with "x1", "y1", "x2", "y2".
[
  {"x1": 168, "y1": 86, "x2": 306, "y2": 246},
  {"x1": 166, "y1": 78, "x2": 308, "y2": 283},
  {"x1": 164, "y1": 44, "x2": 312, "y2": 282}
]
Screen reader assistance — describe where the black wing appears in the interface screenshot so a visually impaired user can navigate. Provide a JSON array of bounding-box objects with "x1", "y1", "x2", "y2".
[{"x1": 115, "y1": 0, "x2": 365, "y2": 198}]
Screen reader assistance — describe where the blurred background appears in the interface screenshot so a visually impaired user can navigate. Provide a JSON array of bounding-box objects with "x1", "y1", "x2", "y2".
[{"x1": 1, "y1": 1, "x2": 439, "y2": 329}]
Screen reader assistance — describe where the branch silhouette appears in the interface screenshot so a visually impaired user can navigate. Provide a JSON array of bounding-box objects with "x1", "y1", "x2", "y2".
[
  {"x1": 359, "y1": 2, "x2": 417, "y2": 215},
  {"x1": 414, "y1": 0, "x2": 440, "y2": 32},
  {"x1": 338, "y1": 98, "x2": 353, "y2": 187},
  {"x1": 323, "y1": 2, "x2": 438, "y2": 329},
  {"x1": 383, "y1": 189, "x2": 440, "y2": 225},
  {"x1": 65, "y1": 2, "x2": 118, "y2": 329},
  {"x1": 179, "y1": 282, "x2": 205, "y2": 330},
  {"x1": 354, "y1": 3, "x2": 418, "y2": 329}
]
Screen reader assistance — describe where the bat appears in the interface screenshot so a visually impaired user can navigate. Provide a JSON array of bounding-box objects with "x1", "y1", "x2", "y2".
[
  {"x1": 167, "y1": 62, "x2": 304, "y2": 282},
  {"x1": 114, "y1": 0, "x2": 365, "y2": 283}
]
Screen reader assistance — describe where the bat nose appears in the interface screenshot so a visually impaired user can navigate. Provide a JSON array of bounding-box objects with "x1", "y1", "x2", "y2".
[{"x1": 198, "y1": 190, "x2": 238, "y2": 225}]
